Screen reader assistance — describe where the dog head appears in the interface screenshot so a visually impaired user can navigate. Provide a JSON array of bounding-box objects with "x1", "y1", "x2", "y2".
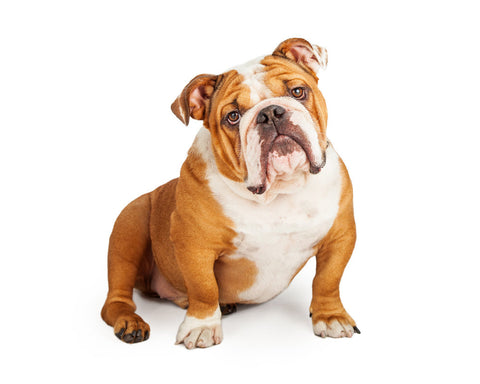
[{"x1": 172, "y1": 38, "x2": 329, "y2": 196}]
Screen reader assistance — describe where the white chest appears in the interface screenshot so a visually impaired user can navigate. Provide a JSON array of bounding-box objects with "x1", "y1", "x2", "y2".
[
  {"x1": 230, "y1": 214, "x2": 333, "y2": 303},
  {"x1": 200, "y1": 136, "x2": 343, "y2": 303}
]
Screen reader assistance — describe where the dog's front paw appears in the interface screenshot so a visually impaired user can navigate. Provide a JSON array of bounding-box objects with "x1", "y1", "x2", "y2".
[
  {"x1": 113, "y1": 313, "x2": 150, "y2": 343},
  {"x1": 175, "y1": 307, "x2": 223, "y2": 349},
  {"x1": 312, "y1": 312, "x2": 360, "y2": 339}
]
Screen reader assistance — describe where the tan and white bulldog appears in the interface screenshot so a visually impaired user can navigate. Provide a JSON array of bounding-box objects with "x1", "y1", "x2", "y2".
[{"x1": 101, "y1": 38, "x2": 359, "y2": 348}]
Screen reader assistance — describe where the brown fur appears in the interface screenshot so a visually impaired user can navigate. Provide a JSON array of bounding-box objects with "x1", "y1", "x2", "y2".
[
  {"x1": 215, "y1": 256, "x2": 258, "y2": 304},
  {"x1": 310, "y1": 159, "x2": 356, "y2": 328},
  {"x1": 101, "y1": 193, "x2": 153, "y2": 341},
  {"x1": 101, "y1": 147, "x2": 241, "y2": 336},
  {"x1": 169, "y1": 149, "x2": 239, "y2": 318},
  {"x1": 205, "y1": 70, "x2": 249, "y2": 182}
]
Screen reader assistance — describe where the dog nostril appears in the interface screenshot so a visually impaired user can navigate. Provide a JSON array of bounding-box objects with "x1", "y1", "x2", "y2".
[
  {"x1": 257, "y1": 112, "x2": 268, "y2": 124},
  {"x1": 273, "y1": 106, "x2": 285, "y2": 118}
]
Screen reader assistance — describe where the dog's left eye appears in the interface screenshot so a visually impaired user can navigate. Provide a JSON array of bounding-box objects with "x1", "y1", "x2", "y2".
[
  {"x1": 291, "y1": 87, "x2": 306, "y2": 100},
  {"x1": 226, "y1": 110, "x2": 241, "y2": 125}
]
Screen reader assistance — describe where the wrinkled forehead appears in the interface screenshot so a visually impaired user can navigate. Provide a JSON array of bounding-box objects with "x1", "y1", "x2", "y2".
[
  {"x1": 231, "y1": 56, "x2": 271, "y2": 105},
  {"x1": 213, "y1": 55, "x2": 316, "y2": 111},
  {"x1": 210, "y1": 56, "x2": 269, "y2": 112}
]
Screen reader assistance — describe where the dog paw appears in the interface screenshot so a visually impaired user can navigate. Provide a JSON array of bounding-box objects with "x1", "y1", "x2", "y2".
[
  {"x1": 114, "y1": 313, "x2": 150, "y2": 343},
  {"x1": 312, "y1": 313, "x2": 360, "y2": 339},
  {"x1": 175, "y1": 307, "x2": 223, "y2": 349}
]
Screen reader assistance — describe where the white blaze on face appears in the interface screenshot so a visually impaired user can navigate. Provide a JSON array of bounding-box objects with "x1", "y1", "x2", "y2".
[
  {"x1": 243, "y1": 127, "x2": 264, "y2": 187},
  {"x1": 233, "y1": 57, "x2": 273, "y2": 104}
]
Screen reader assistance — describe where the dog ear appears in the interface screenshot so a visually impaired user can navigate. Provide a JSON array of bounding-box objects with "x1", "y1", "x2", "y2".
[
  {"x1": 273, "y1": 38, "x2": 328, "y2": 75},
  {"x1": 171, "y1": 74, "x2": 217, "y2": 125}
]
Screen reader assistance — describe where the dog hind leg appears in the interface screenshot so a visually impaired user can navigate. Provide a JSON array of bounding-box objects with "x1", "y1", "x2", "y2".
[{"x1": 101, "y1": 193, "x2": 152, "y2": 343}]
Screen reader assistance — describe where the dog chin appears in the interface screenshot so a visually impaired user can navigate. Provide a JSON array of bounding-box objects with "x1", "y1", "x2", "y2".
[{"x1": 250, "y1": 136, "x2": 308, "y2": 196}]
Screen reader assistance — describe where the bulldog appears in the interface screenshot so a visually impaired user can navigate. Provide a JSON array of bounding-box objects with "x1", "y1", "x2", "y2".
[{"x1": 101, "y1": 38, "x2": 360, "y2": 349}]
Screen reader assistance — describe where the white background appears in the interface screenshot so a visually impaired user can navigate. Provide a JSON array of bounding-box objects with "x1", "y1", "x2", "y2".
[{"x1": 1, "y1": 0, "x2": 479, "y2": 382}]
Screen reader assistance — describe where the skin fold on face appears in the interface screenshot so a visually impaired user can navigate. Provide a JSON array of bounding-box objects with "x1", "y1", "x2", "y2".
[{"x1": 204, "y1": 55, "x2": 329, "y2": 196}]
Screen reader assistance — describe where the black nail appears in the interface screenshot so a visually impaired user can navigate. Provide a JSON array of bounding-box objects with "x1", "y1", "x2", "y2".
[
  {"x1": 134, "y1": 330, "x2": 143, "y2": 343},
  {"x1": 115, "y1": 328, "x2": 126, "y2": 340},
  {"x1": 123, "y1": 333, "x2": 134, "y2": 343},
  {"x1": 144, "y1": 330, "x2": 149, "y2": 341},
  {"x1": 353, "y1": 326, "x2": 361, "y2": 334},
  {"x1": 309, "y1": 312, "x2": 312, "y2": 318}
]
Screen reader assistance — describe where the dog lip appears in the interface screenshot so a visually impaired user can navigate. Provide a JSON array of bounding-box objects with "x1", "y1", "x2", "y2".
[
  {"x1": 309, "y1": 164, "x2": 322, "y2": 174},
  {"x1": 273, "y1": 132, "x2": 322, "y2": 172},
  {"x1": 272, "y1": 135, "x2": 326, "y2": 175},
  {"x1": 309, "y1": 156, "x2": 327, "y2": 174},
  {"x1": 245, "y1": 136, "x2": 324, "y2": 195},
  {"x1": 245, "y1": 118, "x2": 326, "y2": 194},
  {"x1": 247, "y1": 185, "x2": 266, "y2": 195}
]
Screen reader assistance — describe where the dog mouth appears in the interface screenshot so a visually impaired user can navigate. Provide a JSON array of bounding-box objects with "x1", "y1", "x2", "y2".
[{"x1": 246, "y1": 133, "x2": 326, "y2": 195}]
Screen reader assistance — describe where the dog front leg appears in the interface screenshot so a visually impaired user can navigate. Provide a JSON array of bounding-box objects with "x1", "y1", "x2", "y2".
[
  {"x1": 174, "y1": 247, "x2": 222, "y2": 349},
  {"x1": 310, "y1": 191, "x2": 359, "y2": 338}
]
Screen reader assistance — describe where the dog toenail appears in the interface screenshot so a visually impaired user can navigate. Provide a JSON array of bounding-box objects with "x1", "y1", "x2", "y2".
[
  {"x1": 123, "y1": 333, "x2": 134, "y2": 343},
  {"x1": 115, "y1": 328, "x2": 126, "y2": 339}
]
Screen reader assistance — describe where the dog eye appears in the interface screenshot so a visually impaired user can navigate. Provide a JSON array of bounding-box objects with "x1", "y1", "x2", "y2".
[
  {"x1": 291, "y1": 87, "x2": 306, "y2": 100},
  {"x1": 226, "y1": 110, "x2": 241, "y2": 125}
]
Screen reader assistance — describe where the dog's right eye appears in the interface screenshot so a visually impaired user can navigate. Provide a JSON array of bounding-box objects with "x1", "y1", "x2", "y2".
[{"x1": 226, "y1": 110, "x2": 241, "y2": 125}]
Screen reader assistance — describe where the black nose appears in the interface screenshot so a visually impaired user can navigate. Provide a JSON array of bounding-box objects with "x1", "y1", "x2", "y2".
[{"x1": 256, "y1": 105, "x2": 286, "y2": 124}]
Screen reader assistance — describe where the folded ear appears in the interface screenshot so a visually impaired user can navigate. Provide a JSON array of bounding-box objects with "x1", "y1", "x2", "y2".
[
  {"x1": 171, "y1": 74, "x2": 217, "y2": 125},
  {"x1": 273, "y1": 38, "x2": 328, "y2": 75}
]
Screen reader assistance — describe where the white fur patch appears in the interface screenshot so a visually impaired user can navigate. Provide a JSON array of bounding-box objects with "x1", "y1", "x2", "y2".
[
  {"x1": 313, "y1": 319, "x2": 354, "y2": 338},
  {"x1": 233, "y1": 57, "x2": 272, "y2": 104},
  {"x1": 192, "y1": 130, "x2": 342, "y2": 304},
  {"x1": 176, "y1": 306, "x2": 222, "y2": 348},
  {"x1": 244, "y1": 128, "x2": 264, "y2": 187},
  {"x1": 312, "y1": 45, "x2": 328, "y2": 71}
]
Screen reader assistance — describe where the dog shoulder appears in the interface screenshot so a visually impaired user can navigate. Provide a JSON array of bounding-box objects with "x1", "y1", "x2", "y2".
[{"x1": 171, "y1": 129, "x2": 237, "y2": 253}]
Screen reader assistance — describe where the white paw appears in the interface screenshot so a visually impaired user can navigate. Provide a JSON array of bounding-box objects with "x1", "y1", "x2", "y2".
[
  {"x1": 313, "y1": 318, "x2": 357, "y2": 338},
  {"x1": 176, "y1": 307, "x2": 223, "y2": 349}
]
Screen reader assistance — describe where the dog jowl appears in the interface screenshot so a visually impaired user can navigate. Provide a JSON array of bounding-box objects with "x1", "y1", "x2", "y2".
[{"x1": 101, "y1": 38, "x2": 359, "y2": 349}]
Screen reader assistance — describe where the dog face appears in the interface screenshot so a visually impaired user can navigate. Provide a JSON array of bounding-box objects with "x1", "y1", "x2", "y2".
[{"x1": 172, "y1": 38, "x2": 329, "y2": 196}]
